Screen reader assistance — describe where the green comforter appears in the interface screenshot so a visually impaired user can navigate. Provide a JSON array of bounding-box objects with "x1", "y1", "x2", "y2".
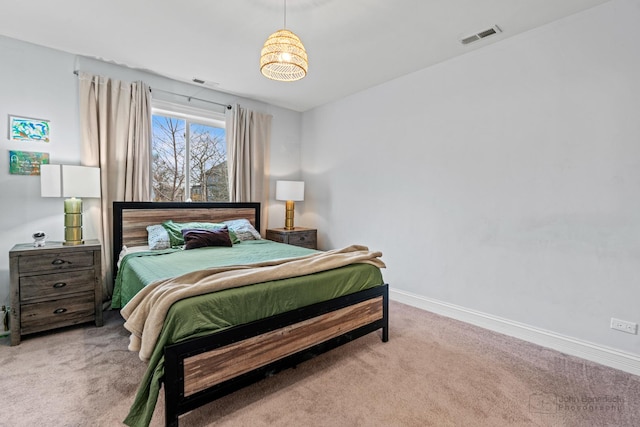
[
  {"x1": 119, "y1": 240, "x2": 384, "y2": 427},
  {"x1": 114, "y1": 240, "x2": 324, "y2": 309}
]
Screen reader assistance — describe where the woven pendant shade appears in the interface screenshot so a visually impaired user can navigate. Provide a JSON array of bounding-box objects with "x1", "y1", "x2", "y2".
[{"x1": 260, "y1": 29, "x2": 308, "y2": 82}]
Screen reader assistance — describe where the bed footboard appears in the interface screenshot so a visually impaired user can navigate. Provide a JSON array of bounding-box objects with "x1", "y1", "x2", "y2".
[{"x1": 163, "y1": 283, "x2": 389, "y2": 426}]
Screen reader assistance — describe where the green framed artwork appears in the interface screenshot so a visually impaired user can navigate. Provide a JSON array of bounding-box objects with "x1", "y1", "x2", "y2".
[
  {"x1": 8, "y1": 115, "x2": 50, "y2": 142},
  {"x1": 9, "y1": 150, "x2": 49, "y2": 175}
]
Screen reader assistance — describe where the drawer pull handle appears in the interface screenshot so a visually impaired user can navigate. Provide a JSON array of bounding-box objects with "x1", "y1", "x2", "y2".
[
  {"x1": 52, "y1": 259, "x2": 66, "y2": 265},
  {"x1": 300, "y1": 236, "x2": 305, "y2": 240},
  {"x1": 53, "y1": 308, "x2": 67, "y2": 315},
  {"x1": 53, "y1": 282, "x2": 67, "y2": 289}
]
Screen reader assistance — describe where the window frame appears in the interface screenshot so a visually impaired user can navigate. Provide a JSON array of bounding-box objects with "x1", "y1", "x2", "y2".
[{"x1": 151, "y1": 99, "x2": 227, "y2": 202}]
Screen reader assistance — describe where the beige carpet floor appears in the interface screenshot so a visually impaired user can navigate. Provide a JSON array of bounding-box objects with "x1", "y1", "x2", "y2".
[{"x1": 1, "y1": 301, "x2": 638, "y2": 427}]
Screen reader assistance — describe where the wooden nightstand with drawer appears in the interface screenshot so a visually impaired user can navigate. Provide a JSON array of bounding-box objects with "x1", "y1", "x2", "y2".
[
  {"x1": 266, "y1": 227, "x2": 317, "y2": 250},
  {"x1": 9, "y1": 240, "x2": 103, "y2": 346}
]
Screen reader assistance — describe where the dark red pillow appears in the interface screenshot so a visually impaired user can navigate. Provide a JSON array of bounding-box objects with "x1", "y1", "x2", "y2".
[{"x1": 181, "y1": 227, "x2": 233, "y2": 250}]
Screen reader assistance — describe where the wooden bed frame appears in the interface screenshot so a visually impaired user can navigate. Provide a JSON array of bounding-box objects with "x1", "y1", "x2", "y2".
[{"x1": 113, "y1": 201, "x2": 389, "y2": 427}]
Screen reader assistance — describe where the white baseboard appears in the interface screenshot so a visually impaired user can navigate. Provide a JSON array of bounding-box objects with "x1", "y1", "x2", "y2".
[{"x1": 389, "y1": 288, "x2": 640, "y2": 377}]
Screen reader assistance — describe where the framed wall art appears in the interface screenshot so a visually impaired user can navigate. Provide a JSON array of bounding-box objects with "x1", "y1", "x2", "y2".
[
  {"x1": 9, "y1": 150, "x2": 49, "y2": 175},
  {"x1": 8, "y1": 115, "x2": 50, "y2": 142}
]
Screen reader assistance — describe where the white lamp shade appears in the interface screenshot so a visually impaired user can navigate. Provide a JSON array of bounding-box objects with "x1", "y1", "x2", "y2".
[
  {"x1": 276, "y1": 180, "x2": 304, "y2": 201},
  {"x1": 41, "y1": 164, "x2": 101, "y2": 198},
  {"x1": 40, "y1": 164, "x2": 62, "y2": 197}
]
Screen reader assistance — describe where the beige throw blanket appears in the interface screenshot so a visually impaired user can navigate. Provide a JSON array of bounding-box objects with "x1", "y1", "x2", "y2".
[{"x1": 121, "y1": 245, "x2": 385, "y2": 362}]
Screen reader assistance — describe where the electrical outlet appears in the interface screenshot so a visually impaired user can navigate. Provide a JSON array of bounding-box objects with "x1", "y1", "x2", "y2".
[{"x1": 610, "y1": 318, "x2": 638, "y2": 335}]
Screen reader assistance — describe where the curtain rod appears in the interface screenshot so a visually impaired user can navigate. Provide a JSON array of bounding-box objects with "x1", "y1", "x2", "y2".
[
  {"x1": 72, "y1": 70, "x2": 232, "y2": 110},
  {"x1": 149, "y1": 87, "x2": 232, "y2": 110}
]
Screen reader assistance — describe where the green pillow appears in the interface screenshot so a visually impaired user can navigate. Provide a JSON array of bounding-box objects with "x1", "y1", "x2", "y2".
[{"x1": 161, "y1": 220, "x2": 240, "y2": 247}]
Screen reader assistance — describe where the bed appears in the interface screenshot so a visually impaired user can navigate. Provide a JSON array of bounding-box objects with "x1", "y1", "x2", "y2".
[{"x1": 112, "y1": 201, "x2": 389, "y2": 427}]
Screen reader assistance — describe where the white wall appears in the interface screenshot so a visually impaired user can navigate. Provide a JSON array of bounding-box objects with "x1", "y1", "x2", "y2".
[
  {"x1": 0, "y1": 37, "x2": 302, "y2": 306},
  {"x1": 0, "y1": 37, "x2": 81, "y2": 306},
  {"x1": 301, "y1": 0, "x2": 640, "y2": 358}
]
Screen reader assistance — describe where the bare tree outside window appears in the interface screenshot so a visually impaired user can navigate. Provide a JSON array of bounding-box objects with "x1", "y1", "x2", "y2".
[
  {"x1": 152, "y1": 116, "x2": 185, "y2": 201},
  {"x1": 189, "y1": 123, "x2": 228, "y2": 201},
  {"x1": 151, "y1": 114, "x2": 228, "y2": 202}
]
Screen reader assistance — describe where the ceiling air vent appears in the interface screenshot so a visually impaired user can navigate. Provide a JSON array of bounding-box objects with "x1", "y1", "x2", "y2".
[{"x1": 460, "y1": 25, "x2": 502, "y2": 45}]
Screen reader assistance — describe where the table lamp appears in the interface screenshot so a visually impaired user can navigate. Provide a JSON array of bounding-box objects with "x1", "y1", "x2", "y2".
[
  {"x1": 40, "y1": 164, "x2": 101, "y2": 245},
  {"x1": 275, "y1": 180, "x2": 304, "y2": 230}
]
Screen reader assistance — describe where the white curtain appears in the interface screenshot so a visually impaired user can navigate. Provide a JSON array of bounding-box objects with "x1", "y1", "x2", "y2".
[
  {"x1": 79, "y1": 72, "x2": 152, "y2": 299},
  {"x1": 226, "y1": 105, "x2": 272, "y2": 235}
]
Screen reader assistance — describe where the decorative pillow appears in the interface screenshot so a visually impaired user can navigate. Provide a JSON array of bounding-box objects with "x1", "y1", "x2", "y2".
[
  {"x1": 162, "y1": 220, "x2": 240, "y2": 247},
  {"x1": 146, "y1": 224, "x2": 171, "y2": 250},
  {"x1": 223, "y1": 218, "x2": 262, "y2": 241},
  {"x1": 182, "y1": 228, "x2": 233, "y2": 250}
]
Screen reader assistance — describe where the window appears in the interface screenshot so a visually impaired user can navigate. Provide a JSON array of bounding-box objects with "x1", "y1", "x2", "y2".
[{"x1": 151, "y1": 101, "x2": 228, "y2": 202}]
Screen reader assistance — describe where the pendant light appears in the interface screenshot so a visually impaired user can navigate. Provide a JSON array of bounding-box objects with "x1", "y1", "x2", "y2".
[{"x1": 260, "y1": 0, "x2": 308, "y2": 82}]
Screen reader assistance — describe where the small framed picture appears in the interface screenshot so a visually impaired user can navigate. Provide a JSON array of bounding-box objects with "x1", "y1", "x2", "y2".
[
  {"x1": 8, "y1": 115, "x2": 50, "y2": 142},
  {"x1": 9, "y1": 150, "x2": 49, "y2": 175}
]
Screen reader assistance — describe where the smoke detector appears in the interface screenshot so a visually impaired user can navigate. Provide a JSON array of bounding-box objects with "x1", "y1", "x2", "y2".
[{"x1": 460, "y1": 25, "x2": 502, "y2": 45}]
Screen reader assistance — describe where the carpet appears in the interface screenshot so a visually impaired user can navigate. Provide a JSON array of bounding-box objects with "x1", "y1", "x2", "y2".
[{"x1": 0, "y1": 301, "x2": 638, "y2": 426}]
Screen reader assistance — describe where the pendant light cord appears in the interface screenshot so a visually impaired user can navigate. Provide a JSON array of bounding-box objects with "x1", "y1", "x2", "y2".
[{"x1": 284, "y1": 0, "x2": 287, "y2": 28}]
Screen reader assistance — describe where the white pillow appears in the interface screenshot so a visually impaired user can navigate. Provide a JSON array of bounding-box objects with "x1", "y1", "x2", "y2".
[
  {"x1": 117, "y1": 245, "x2": 151, "y2": 268},
  {"x1": 117, "y1": 246, "x2": 129, "y2": 269},
  {"x1": 223, "y1": 218, "x2": 261, "y2": 241},
  {"x1": 146, "y1": 224, "x2": 171, "y2": 250}
]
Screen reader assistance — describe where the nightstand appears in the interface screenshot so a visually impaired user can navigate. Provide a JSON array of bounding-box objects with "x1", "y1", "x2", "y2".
[
  {"x1": 9, "y1": 239, "x2": 103, "y2": 346},
  {"x1": 266, "y1": 227, "x2": 317, "y2": 249}
]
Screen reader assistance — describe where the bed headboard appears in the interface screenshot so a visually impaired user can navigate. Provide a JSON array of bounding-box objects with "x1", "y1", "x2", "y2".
[{"x1": 112, "y1": 201, "x2": 260, "y2": 279}]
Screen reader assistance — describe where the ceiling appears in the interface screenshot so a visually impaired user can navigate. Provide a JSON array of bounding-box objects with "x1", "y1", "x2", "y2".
[{"x1": 0, "y1": 0, "x2": 610, "y2": 112}]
